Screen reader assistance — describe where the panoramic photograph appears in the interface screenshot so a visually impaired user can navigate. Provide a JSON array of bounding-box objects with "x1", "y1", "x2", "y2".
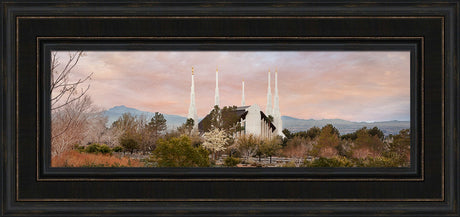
[{"x1": 50, "y1": 51, "x2": 410, "y2": 168}]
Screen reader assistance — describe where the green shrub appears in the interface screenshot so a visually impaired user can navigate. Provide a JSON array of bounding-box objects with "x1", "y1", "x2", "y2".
[
  {"x1": 75, "y1": 145, "x2": 85, "y2": 152},
  {"x1": 112, "y1": 146, "x2": 123, "y2": 152},
  {"x1": 223, "y1": 156, "x2": 240, "y2": 167},
  {"x1": 85, "y1": 143, "x2": 100, "y2": 153},
  {"x1": 83, "y1": 143, "x2": 112, "y2": 155},
  {"x1": 98, "y1": 144, "x2": 112, "y2": 154},
  {"x1": 149, "y1": 136, "x2": 210, "y2": 167},
  {"x1": 304, "y1": 156, "x2": 354, "y2": 167}
]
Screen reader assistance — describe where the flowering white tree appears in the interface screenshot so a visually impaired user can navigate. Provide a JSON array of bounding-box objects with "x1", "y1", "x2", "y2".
[{"x1": 202, "y1": 128, "x2": 229, "y2": 161}]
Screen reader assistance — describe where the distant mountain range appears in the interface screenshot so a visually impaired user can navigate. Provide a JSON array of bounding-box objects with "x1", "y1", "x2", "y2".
[
  {"x1": 103, "y1": 105, "x2": 190, "y2": 130},
  {"x1": 281, "y1": 116, "x2": 409, "y2": 136},
  {"x1": 103, "y1": 105, "x2": 409, "y2": 135}
]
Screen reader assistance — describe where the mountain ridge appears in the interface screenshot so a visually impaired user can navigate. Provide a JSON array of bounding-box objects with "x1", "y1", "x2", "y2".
[
  {"x1": 103, "y1": 105, "x2": 189, "y2": 129},
  {"x1": 281, "y1": 115, "x2": 409, "y2": 135}
]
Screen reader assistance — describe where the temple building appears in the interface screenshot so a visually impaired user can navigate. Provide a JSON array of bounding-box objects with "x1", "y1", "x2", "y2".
[
  {"x1": 234, "y1": 105, "x2": 277, "y2": 138},
  {"x1": 188, "y1": 67, "x2": 284, "y2": 138},
  {"x1": 187, "y1": 67, "x2": 199, "y2": 127},
  {"x1": 265, "y1": 70, "x2": 273, "y2": 116},
  {"x1": 272, "y1": 68, "x2": 284, "y2": 137},
  {"x1": 215, "y1": 67, "x2": 220, "y2": 107},
  {"x1": 198, "y1": 104, "x2": 277, "y2": 139}
]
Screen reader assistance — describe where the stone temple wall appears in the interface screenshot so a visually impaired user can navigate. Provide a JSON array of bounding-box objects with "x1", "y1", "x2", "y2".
[{"x1": 245, "y1": 104, "x2": 262, "y2": 136}]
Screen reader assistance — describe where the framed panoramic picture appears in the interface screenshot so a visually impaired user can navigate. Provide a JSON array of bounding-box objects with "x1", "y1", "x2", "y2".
[
  {"x1": 50, "y1": 50, "x2": 411, "y2": 169},
  {"x1": 1, "y1": 1, "x2": 459, "y2": 217}
]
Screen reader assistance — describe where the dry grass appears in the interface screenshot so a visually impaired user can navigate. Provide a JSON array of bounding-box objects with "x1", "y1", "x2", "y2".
[{"x1": 51, "y1": 150, "x2": 144, "y2": 167}]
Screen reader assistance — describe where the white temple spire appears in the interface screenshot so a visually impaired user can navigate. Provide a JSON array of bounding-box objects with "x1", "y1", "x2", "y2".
[
  {"x1": 187, "y1": 67, "x2": 198, "y2": 127},
  {"x1": 265, "y1": 70, "x2": 273, "y2": 116},
  {"x1": 214, "y1": 66, "x2": 220, "y2": 107},
  {"x1": 241, "y1": 80, "x2": 245, "y2": 106},
  {"x1": 274, "y1": 68, "x2": 279, "y2": 104},
  {"x1": 273, "y1": 68, "x2": 284, "y2": 137}
]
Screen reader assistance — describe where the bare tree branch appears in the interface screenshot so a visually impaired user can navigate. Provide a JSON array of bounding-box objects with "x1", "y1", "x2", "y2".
[
  {"x1": 50, "y1": 51, "x2": 96, "y2": 157},
  {"x1": 50, "y1": 51, "x2": 92, "y2": 111}
]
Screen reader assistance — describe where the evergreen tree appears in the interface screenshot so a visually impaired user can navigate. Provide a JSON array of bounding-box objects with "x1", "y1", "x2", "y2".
[
  {"x1": 282, "y1": 129, "x2": 292, "y2": 139},
  {"x1": 177, "y1": 118, "x2": 194, "y2": 135},
  {"x1": 147, "y1": 112, "x2": 167, "y2": 138},
  {"x1": 368, "y1": 126, "x2": 384, "y2": 140},
  {"x1": 305, "y1": 126, "x2": 321, "y2": 139}
]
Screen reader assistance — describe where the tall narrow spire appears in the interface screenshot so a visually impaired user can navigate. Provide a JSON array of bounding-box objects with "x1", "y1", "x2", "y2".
[
  {"x1": 273, "y1": 68, "x2": 283, "y2": 137},
  {"x1": 241, "y1": 80, "x2": 245, "y2": 106},
  {"x1": 214, "y1": 66, "x2": 220, "y2": 107},
  {"x1": 274, "y1": 68, "x2": 279, "y2": 105},
  {"x1": 265, "y1": 70, "x2": 273, "y2": 116},
  {"x1": 187, "y1": 67, "x2": 198, "y2": 127}
]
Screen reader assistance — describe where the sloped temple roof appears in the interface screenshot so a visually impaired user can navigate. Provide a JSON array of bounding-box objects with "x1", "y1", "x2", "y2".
[{"x1": 197, "y1": 106, "x2": 276, "y2": 133}]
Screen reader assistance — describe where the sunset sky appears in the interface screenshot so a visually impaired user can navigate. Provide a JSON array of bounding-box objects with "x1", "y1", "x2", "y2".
[{"x1": 54, "y1": 51, "x2": 410, "y2": 122}]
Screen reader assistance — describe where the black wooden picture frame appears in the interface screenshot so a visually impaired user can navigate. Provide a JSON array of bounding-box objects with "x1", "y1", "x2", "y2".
[{"x1": 1, "y1": 1, "x2": 459, "y2": 216}]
